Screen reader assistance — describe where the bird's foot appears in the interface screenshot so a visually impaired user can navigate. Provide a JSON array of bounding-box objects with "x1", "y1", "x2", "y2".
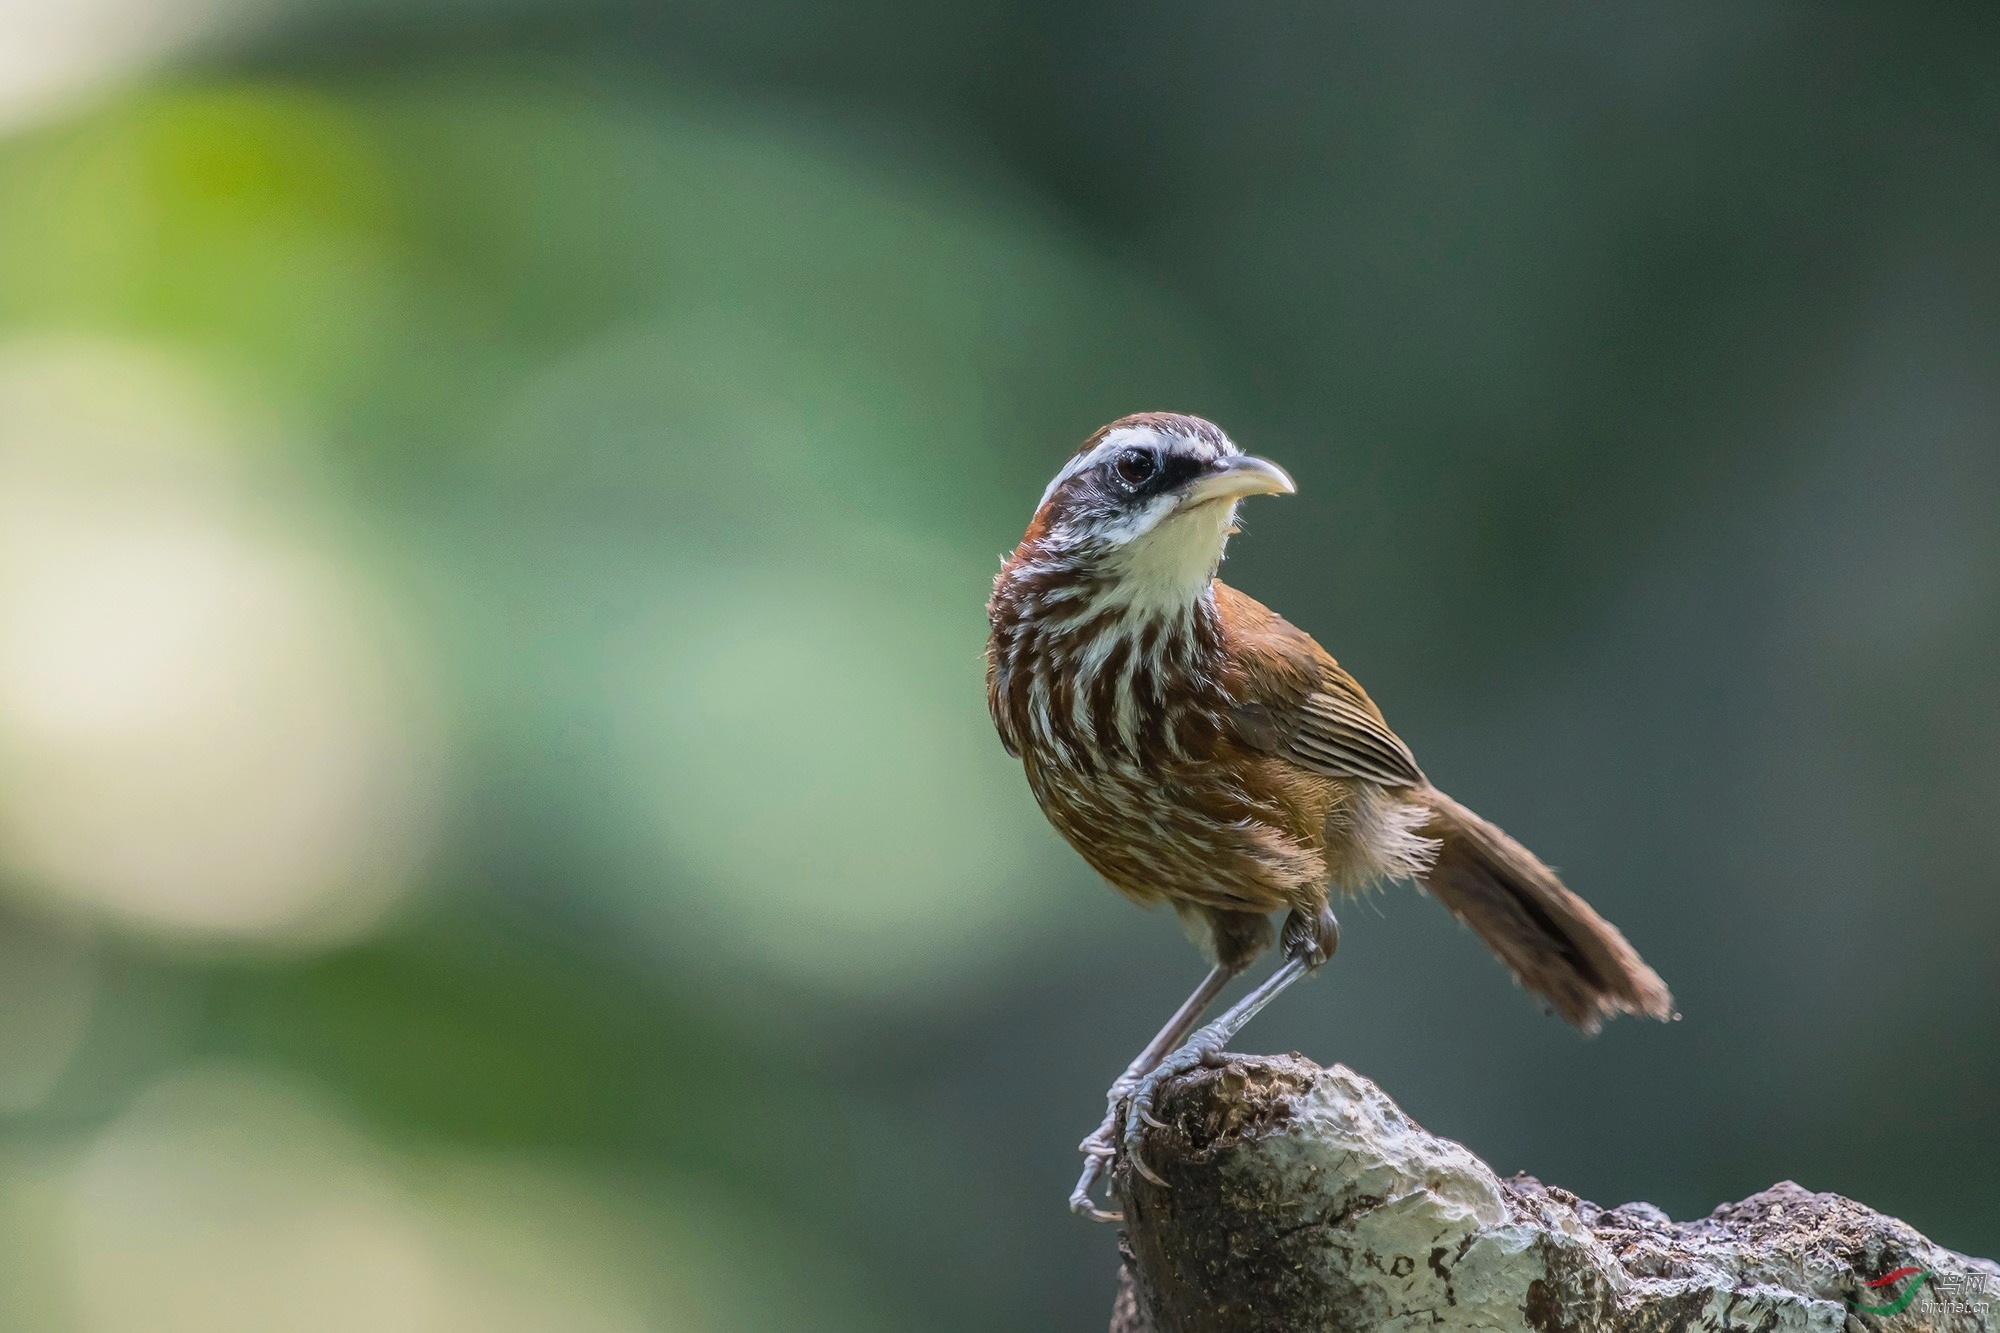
[
  {"x1": 1069, "y1": 1126, "x2": 1122, "y2": 1223},
  {"x1": 1070, "y1": 1072, "x2": 1143, "y2": 1222},
  {"x1": 1119, "y1": 1026, "x2": 1232, "y2": 1189}
]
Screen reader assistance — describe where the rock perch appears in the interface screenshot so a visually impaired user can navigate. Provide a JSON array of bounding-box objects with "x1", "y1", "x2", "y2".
[{"x1": 1108, "y1": 1055, "x2": 1997, "y2": 1333}]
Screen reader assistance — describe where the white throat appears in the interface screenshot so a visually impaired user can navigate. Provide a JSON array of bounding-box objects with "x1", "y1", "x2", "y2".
[{"x1": 1094, "y1": 499, "x2": 1238, "y2": 619}]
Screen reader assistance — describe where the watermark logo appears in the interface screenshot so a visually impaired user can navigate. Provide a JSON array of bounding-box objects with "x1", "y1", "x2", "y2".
[
  {"x1": 1849, "y1": 1267, "x2": 1929, "y2": 1316},
  {"x1": 1849, "y1": 1265, "x2": 1995, "y2": 1319}
]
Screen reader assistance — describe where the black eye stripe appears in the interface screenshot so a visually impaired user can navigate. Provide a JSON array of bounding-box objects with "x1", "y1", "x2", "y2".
[
  {"x1": 1154, "y1": 453, "x2": 1205, "y2": 491},
  {"x1": 1101, "y1": 447, "x2": 1211, "y2": 498}
]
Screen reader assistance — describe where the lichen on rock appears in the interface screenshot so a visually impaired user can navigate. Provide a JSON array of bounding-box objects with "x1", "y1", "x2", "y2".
[{"x1": 1110, "y1": 1056, "x2": 1997, "y2": 1333}]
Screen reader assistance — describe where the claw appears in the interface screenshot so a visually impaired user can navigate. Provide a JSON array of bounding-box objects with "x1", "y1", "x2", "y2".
[
  {"x1": 1070, "y1": 1152, "x2": 1124, "y2": 1222},
  {"x1": 1128, "y1": 1144, "x2": 1169, "y2": 1188},
  {"x1": 1136, "y1": 1103, "x2": 1169, "y2": 1130}
]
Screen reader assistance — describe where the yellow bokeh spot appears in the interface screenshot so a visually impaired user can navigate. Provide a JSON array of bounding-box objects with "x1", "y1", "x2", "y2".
[{"x1": 0, "y1": 336, "x2": 439, "y2": 948}]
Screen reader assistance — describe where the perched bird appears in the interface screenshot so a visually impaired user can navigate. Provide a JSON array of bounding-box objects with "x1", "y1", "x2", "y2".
[{"x1": 986, "y1": 412, "x2": 1673, "y2": 1221}]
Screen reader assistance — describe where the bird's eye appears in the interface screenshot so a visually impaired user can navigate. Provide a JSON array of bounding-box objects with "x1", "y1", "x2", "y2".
[{"x1": 1113, "y1": 449, "x2": 1158, "y2": 487}]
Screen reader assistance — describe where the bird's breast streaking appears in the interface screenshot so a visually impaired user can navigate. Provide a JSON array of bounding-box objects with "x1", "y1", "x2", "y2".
[{"x1": 986, "y1": 411, "x2": 1673, "y2": 1222}]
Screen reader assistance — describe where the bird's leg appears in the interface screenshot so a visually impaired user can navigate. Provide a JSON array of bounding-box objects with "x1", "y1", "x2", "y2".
[
  {"x1": 1119, "y1": 905, "x2": 1337, "y2": 1190},
  {"x1": 1070, "y1": 962, "x2": 1237, "y2": 1222},
  {"x1": 1117, "y1": 956, "x2": 1309, "y2": 1186}
]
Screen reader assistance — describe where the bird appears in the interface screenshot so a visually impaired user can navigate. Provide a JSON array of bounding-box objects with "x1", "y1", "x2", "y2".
[{"x1": 985, "y1": 412, "x2": 1674, "y2": 1222}]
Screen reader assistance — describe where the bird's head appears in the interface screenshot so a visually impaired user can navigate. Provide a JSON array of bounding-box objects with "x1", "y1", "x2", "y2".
[{"x1": 1014, "y1": 412, "x2": 1295, "y2": 614}]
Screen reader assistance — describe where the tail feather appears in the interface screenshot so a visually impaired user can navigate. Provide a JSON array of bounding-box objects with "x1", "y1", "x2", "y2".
[{"x1": 1414, "y1": 787, "x2": 1673, "y2": 1033}]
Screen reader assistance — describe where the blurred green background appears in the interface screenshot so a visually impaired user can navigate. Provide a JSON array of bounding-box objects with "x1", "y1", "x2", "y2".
[{"x1": 0, "y1": 3, "x2": 1993, "y2": 1328}]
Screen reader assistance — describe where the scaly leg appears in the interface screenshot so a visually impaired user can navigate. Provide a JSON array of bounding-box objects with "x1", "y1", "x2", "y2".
[
  {"x1": 1070, "y1": 962, "x2": 1238, "y2": 1222},
  {"x1": 1120, "y1": 951, "x2": 1315, "y2": 1187}
]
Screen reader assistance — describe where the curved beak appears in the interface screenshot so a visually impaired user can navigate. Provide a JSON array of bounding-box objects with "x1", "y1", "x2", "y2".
[{"x1": 1179, "y1": 454, "x2": 1297, "y2": 508}]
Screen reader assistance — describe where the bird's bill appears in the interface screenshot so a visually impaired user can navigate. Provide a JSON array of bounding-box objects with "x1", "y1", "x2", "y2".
[{"x1": 1179, "y1": 455, "x2": 1297, "y2": 508}]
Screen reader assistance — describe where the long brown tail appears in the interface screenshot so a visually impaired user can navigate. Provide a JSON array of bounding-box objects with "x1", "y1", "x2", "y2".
[{"x1": 1414, "y1": 787, "x2": 1673, "y2": 1033}]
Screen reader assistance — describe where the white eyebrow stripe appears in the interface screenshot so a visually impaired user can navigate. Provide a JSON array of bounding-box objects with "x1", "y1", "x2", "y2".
[
  {"x1": 1038, "y1": 427, "x2": 1161, "y2": 510},
  {"x1": 1035, "y1": 424, "x2": 1238, "y2": 510}
]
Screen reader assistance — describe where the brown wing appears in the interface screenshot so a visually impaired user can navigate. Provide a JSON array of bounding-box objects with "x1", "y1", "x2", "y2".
[
  {"x1": 1216, "y1": 582, "x2": 1672, "y2": 1030},
  {"x1": 1214, "y1": 582, "x2": 1426, "y2": 789}
]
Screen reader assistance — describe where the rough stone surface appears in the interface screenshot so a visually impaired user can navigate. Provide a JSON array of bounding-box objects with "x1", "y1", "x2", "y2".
[{"x1": 1108, "y1": 1055, "x2": 1997, "y2": 1333}]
